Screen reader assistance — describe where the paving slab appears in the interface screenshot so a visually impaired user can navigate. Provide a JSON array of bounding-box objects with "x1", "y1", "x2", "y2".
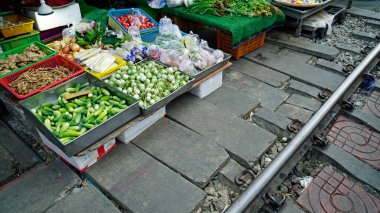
[
  {"x1": 204, "y1": 85, "x2": 260, "y2": 116},
  {"x1": 132, "y1": 118, "x2": 230, "y2": 188},
  {"x1": 0, "y1": 153, "x2": 13, "y2": 183},
  {"x1": 367, "y1": 20, "x2": 380, "y2": 29},
  {"x1": 352, "y1": 31, "x2": 379, "y2": 43},
  {"x1": 228, "y1": 58, "x2": 290, "y2": 87},
  {"x1": 315, "y1": 59, "x2": 345, "y2": 76},
  {"x1": 223, "y1": 70, "x2": 289, "y2": 110},
  {"x1": 245, "y1": 44, "x2": 345, "y2": 90},
  {"x1": 297, "y1": 165, "x2": 380, "y2": 212},
  {"x1": 320, "y1": 144, "x2": 380, "y2": 191},
  {"x1": 85, "y1": 143, "x2": 205, "y2": 213},
  {"x1": 347, "y1": 109, "x2": 380, "y2": 132},
  {"x1": 276, "y1": 104, "x2": 314, "y2": 124},
  {"x1": 266, "y1": 31, "x2": 339, "y2": 60},
  {"x1": 286, "y1": 94, "x2": 322, "y2": 112},
  {"x1": 347, "y1": 7, "x2": 380, "y2": 21},
  {"x1": 253, "y1": 107, "x2": 292, "y2": 137},
  {"x1": 286, "y1": 79, "x2": 320, "y2": 99},
  {"x1": 0, "y1": 120, "x2": 40, "y2": 170},
  {"x1": 326, "y1": 115, "x2": 380, "y2": 170},
  {"x1": 46, "y1": 185, "x2": 121, "y2": 213},
  {"x1": 167, "y1": 94, "x2": 276, "y2": 167},
  {"x1": 362, "y1": 90, "x2": 380, "y2": 119},
  {"x1": 219, "y1": 159, "x2": 246, "y2": 192},
  {"x1": 335, "y1": 43, "x2": 362, "y2": 55},
  {"x1": 0, "y1": 160, "x2": 81, "y2": 213}
]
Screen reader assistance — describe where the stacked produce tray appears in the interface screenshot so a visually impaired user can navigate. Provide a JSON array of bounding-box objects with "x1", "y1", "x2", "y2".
[
  {"x1": 104, "y1": 59, "x2": 195, "y2": 115},
  {"x1": 0, "y1": 15, "x2": 35, "y2": 38},
  {"x1": 19, "y1": 73, "x2": 140, "y2": 156},
  {"x1": 0, "y1": 55, "x2": 84, "y2": 100},
  {"x1": 108, "y1": 8, "x2": 159, "y2": 35},
  {"x1": 0, "y1": 41, "x2": 56, "y2": 78},
  {"x1": 0, "y1": 30, "x2": 40, "y2": 52}
]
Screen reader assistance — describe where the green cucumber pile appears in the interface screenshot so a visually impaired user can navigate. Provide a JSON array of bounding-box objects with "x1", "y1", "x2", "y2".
[
  {"x1": 31, "y1": 83, "x2": 128, "y2": 145},
  {"x1": 104, "y1": 61, "x2": 191, "y2": 109}
]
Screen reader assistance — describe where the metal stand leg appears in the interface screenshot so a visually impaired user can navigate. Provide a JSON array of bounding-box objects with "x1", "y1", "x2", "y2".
[{"x1": 296, "y1": 19, "x2": 303, "y2": 37}]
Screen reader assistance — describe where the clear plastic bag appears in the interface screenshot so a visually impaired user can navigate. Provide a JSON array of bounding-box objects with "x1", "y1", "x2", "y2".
[
  {"x1": 160, "y1": 49, "x2": 197, "y2": 74},
  {"x1": 148, "y1": 0, "x2": 166, "y2": 8},
  {"x1": 128, "y1": 26, "x2": 142, "y2": 42},
  {"x1": 159, "y1": 16, "x2": 173, "y2": 35},
  {"x1": 166, "y1": 0, "x2": 184, "y2": 7},
  {"x1": 182, "y1": 33, "x2": 200, "y2": 49}
]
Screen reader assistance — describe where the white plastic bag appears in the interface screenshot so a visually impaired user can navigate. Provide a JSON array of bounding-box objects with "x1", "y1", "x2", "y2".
[
  {"x1": 303, "y1": 10, "x2": 334, "y2": 35},
  {"x1": 166, "y1": 0, "x2": 184, "y2": 7}
]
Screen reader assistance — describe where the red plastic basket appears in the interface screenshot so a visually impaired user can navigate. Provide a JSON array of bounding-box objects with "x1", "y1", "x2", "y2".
[{"x1": 0, "y1": 55, "x2": 84, "y2": 100}]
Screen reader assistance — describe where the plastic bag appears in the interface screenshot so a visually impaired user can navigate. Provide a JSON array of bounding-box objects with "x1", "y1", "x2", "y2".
[
  {"x1": 128, "y1": 26, "x2": 142, "y2": 42},
  {"x1": 160, "y1": 49, "x2": 197, "y2": 75},
  {"x1": 303, "y1": 10, "x2": 334, "y2": 35},
  {"x1": 166, "y1": 0, "x2": 184, "y2": 7},
  {"x1": 148, "y1": 0, "x2": 166, "y2": 8},
  {"x1": 213, "y1": 50, "x2": 224, "y2": 63},
  {"x1": 147, "y1": 45, "x2": 162, "y2": 61},
  {"x1": 62, "y1": 26, "x2": 76, "y2": 44},
  {"x1": 182, "y1": 33, "x2": 200, "y2": 49},
  {"x1": 159, "y1": 16, "x2": 173, "y2": 35}
]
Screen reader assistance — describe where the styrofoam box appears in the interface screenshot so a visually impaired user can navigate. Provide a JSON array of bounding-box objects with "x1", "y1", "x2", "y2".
[
  {"x1": 23, "y1": 3, "x2": 82, "y2": 31},
  {"x1": 117, "y1": 106, "x2": 166, "y2": 144},
  {"x1": 38, "y1": 130, "x2": 116, "y2": 172},
  {"x1": 190, "y1": 71, "x2": 223, "y2": 98}
]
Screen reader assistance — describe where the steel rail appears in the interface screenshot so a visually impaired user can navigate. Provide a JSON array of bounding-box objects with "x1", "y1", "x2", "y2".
[{"x1": 225, "y1": 43, "x2": 380, "y2": 213}]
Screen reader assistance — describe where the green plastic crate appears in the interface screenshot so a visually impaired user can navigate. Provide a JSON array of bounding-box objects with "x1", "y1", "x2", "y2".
[
  {"x1": 0, "y1": 30, "x2": 41, "y2": 52},
  {"x1": 0, "y1": 41, "x2": 57, "y2": 78}
]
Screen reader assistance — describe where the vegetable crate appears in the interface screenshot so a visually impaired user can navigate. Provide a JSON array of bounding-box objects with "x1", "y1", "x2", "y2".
[
  {"x1": 217, "y1": 30, "x2": 266, "y2": 60},
  {"x1": 84, "y1": 56, "x2": 126, "y2": 79},
  {"x1": 0, "y1": 41, "x2": 57, "y2": 79},
  {"x1": 0, "y1": 30, "x2": 40, "y2": 52},
  {"x1": 108, "y1": 8, "x2": 159, "y2": 35},
  {"x1": 0, "y1": 55, "x2": 84, "y2": 100},
  {"x1": 19, "y1": 73, "x2": 140, "y2": 156},
  {"x1": 0, "y1": 15, "x2": 35, "y2": 38}
]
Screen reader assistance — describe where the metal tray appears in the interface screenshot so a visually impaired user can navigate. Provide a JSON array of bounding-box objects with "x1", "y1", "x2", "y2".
[
  {"x1": 192, "y1": 53, "x2": 231, "y2": 82},
  {"x1": 104, "y1": 59, "x2": 195, "y2": 115},
  {"x1": 19, "y1": 73, "x2": 140, "y2": 156}
]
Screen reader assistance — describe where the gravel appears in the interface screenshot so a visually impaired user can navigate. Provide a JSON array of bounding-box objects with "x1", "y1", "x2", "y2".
[
  {"x1": 309, "y1": 15, "x2": 377, "y2": 66},
  {"x1": 196, "y1": 180, "x2": 239, "y2": 213}
]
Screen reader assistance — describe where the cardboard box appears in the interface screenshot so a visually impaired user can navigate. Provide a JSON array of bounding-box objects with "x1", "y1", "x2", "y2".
[{"x1": 38, "y1": 130, "x2": 116, "y2": 172}]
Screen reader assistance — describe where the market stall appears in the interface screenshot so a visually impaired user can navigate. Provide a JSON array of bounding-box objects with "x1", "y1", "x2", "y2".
[
  {"x1": 0, "y1": 5, "x2": 233, "y2": 171},
  {"x1": 159, "y1": 0, "x2": 285, "y2": 59}
]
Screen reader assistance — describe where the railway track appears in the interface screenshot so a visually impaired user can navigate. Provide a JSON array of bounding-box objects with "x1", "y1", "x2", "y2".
[{"x1": 0, "y1": 6, "x2": 379, "y2": 213}]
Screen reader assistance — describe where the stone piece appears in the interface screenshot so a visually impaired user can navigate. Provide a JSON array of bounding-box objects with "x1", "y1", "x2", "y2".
[
  {"x1": 286, "y1": 94, "x2": 322, "y2": 112},
  {"x1": 85, "y1": 143, "x2": 205, "y2": 213},
  {"x1": 287, "y1": 80, "x2": 320, "y2": 99},
  {"x1": 231, "y1": 58, "x2": 290, "y2": 87},
  {"x1": 204, "y1": 85, "x2": 260, "y2": 116},
  {"x1": 223, "y1": 70, "x2": 289, "y2": 110},
  {"x1": 132, "y1": 118, "x2": 230, "y2": 188},
  {"x1": 46, "y1": 185, "x2": 121, "y2": 213},
  {"x1": 277, "y1": 104, "x2": 314, "y2": 123},
  {"x1": 167, "y1": 94, "x2": 276, "y2": 167},
  {"x1": 245, "y1": 44, "x2": 344, "y2": 90},
  {"x1": 0, "y1": 160, "x2": 81, "y2": 213},
  {"x1": 219, "y1": 159, "x2": 246, "y2": 191},
  {"x1": 266, "y1": 31, "x2": 340, "y2": 60},
  {"x1": 252, "y1": 107, "x2": 292, "y2": 136}
]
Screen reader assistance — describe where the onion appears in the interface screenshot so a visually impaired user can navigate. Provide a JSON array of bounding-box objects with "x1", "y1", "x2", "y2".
[
  {"x1": 72, "y1": 51, "x2": 79, "y2": 57},
  {"x1": 62, "y1": 46, "x2": 71, "y2": 54},
  {"x1": 70, "y1": 43, "x2": 80, "y2": 52},
  {"x1": 71, "y1": 38, "x2": 77, "y2": 43},
  {"x1": 66, "y1": 54, "x2": 74, "y2": 60}
]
